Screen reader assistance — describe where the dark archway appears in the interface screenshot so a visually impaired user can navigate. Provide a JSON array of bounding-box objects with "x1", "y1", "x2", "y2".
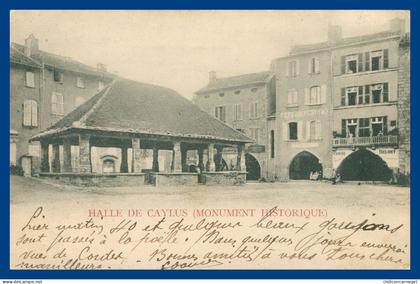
[
  {"x1": 337, "y1": 149, "x2": 391, "y2": 181},
  {"x1": 245, "y1": 153, "x2": 261, "y2": 180},
  {"x1": 289, "y1": 151, "x2": 322, "y2": 180}
]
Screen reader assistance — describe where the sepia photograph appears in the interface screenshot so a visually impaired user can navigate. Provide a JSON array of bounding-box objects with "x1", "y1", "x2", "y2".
[{"x1": 9, "y1": 10, "x2": 410, "y2": 270}]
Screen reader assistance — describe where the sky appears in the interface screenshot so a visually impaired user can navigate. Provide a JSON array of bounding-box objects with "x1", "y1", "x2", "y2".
[{"x1": 10, "y1": 10, "x2": 410, "y2": 99}]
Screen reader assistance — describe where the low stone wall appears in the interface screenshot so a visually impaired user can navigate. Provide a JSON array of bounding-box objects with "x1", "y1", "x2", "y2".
[
  {"x1": 203, "y1": 171, "x2": 247, "y2": 186},
  {"x1": 39, "y1": 172, "x2": 146, "y2": 187},
  {"x1": 149, "y1": 172, "x2": 199, "y2": 186}
]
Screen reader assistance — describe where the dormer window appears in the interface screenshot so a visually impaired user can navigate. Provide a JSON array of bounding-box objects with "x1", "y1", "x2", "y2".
[{"x1": 219, "y1": 92, "x2": 225, "y2": 97}]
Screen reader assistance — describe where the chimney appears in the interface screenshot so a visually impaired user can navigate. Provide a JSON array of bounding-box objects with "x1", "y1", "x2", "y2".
[
  {"x1": 209, "y1": 71, "x2": 217, "y2": 83},
  {"x1": 96, "y1": 63, "x2": 107, "y2": 72},
  {"x1": 24, "y1": 34, "x2": 39, "y2": 57},
  {"x1": 328, "y1": 24, "x2": 342, "y2": 45},
  {"x1": 390, "y1": 18, "x2": 405, "y2": 35}
]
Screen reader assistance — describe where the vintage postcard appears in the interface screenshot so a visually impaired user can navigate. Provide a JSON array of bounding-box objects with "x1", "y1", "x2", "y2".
[{"x1": 9, "y1": 10, "x2": 410, "y2": 270}]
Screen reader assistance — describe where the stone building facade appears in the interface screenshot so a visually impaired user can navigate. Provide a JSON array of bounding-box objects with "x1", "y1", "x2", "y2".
[
  {"x1": 10, "y1": 35, "x2": 114, "y2": 175},
  {"x1": 193, "y1": 71, "x2": 276, "y2": 180},
  {"x1": 270, "y1": 18, "x2": 409, "y2": 181}
]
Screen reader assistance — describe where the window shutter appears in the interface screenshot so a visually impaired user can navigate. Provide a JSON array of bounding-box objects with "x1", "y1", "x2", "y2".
[
  {"x1": 341, "y1": 119, "x2": 347, "y2": 137},
  {"x1": 285, "y1": 62, "x2": 289, "y2": 77},
  {"x1": 383, "y1": 49, "x2": 389, "y2": 69},
  {"x1": 297, "y1": 121, "x2": 303, "y2": 141},
  {"x1": 383, "y1": 116, "x2": 388, "y2": 134},
  {"x1": 315, "y1": 58, "x2": 320, "y2": 73},
  {"x1": 31, "y1": 101, "x2": 38, "y2": 127},
  {"x1": 26, "y1": 72, "x2": 35, "y2": 88},
  {"x1": 358, "y1": 53, "x2": 364, "y2": 72},
  {"x1": 23, "y1": 101, "x2": 31, "y2": 126},
  {"x1": 296, "y1": 60, "x2": 300, "y2": 76},
  {"x1": 315, "y1": 120, "x2": 322, "y2": 140},
  {"x1": 308, "y1": 59, "x2": 312, "y2": 74},
  {"x1": 383, "y1": 83, "x2": 389, "y2": 102},
  {"x1": 341, "y1": 56, "x2": 346, "y2": 74},
  {"x1": 321, "y1": 84, "x2": 327, "y2": 104},
  {"x1": 365, "y1": 52, "x2": 370, "y2": 71},
  {"x1": 282, "y1": 122, "x2": 288, "y2": 141},
  {"x1": 306, "y1": 121, "x2": 311, "y2": 141},
  {"x1": 304, "y1": 88, "x2": 310, "y2": 105},
  {"x1": 341, "y1": 88, "x2": 346, "y2": 106}
]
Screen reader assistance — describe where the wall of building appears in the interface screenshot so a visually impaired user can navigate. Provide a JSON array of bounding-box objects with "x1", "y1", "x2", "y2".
[
  {"x1": 194, "y1": 82, "x2": 270, "y2": 179},
  {"x1": 273, "y1": 50, "x2": 333, "y2": 180},
  {"x1": 10, "y1": 64, "x2": 42, "y2": 171}
]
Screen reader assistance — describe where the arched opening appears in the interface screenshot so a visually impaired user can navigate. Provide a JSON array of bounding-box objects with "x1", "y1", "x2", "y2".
[
  {"x1": 102, "y1": 159, "x2": 116, "y2": 173},
  {"x1": 289, "y1": 151, "x2": 322, "y2": 180},
  {"x1": 337, "y1": 149, "x2": 392, "y2": 181},
  {"x1": 245, "y1": 153, "x2": 261, "y2": 180}
]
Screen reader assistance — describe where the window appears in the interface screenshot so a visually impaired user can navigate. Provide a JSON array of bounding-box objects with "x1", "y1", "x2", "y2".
[
  {"x1": 287, "y1": 60, "x2": 299, "y2": 77},
  {"x1": 250, "y1": 128, "x2": 260, "y2": 144},
  {"x1": 309, "y1": 86, "x2": 321, "y2": 105},
  {"x1": 53, "y1": 70, "x2": 63, "y2": 83},
  {"x1": 346, "y1": 87, "x2": 358, "y2": 106},
  {"x1": 25, "y1": 71, "x2": 35, "y2": 88},
  {"x1": 51, "y1": 92, "x2": 64, "y2": 115},
  {"x1": 28, "y1": 142, "x2": 40, "y2": 157},
  {"x1": 98, "y1": 81, "x2": 105, "y2": 91},
  {"x1": 215, "y1": 106, "x2": 226, "y2": 122},
  {"x1": 345, "y1": 119, "x2": 358, "y2": 138},
  {"x1": 219, "y1": 92, "x2": 225, "y2": 97},
  {"x1": 234, "y1": 90, "x2": 241, "y2": 95},
  {"x1": 233, "y1": 104, "x2": 242, "y2": 121},
  {"x1": 345, "y1": 55, "x2": 358, "y2": 74},
  {"x1": 308, "y1": 120, "x2": 316, "y2": 141},
  {"x1": 23, "y1": 100, "x2": 38, "y2": 127},
  {"x1": 249, "y1": 102, "x2": 258, "y2": 119},
  {"x1": 289, "y1": 122, "x2": 298, "y2": 140},
  {"x1": 370, "y1": 50, "x2": 383, "y2": 71},
  {"x1": 358, "y1": 118, "x2": 370, "y2": 137},
  {"x1": 76, "y1": 77, "x2": 85, "y2": 88},
  {"x1": 309, "y1": 57, "x2": 320, "y2": 74},
  {"x1": 270, "y1": 130, "x2": 275, "y2": 158},
  {"x1": 251, "y1": 87, "x2": 258, "y2": 92},
  {"x1": 306, "y1": 120, "x2": 322, "y2": 141},
  {"x1": 287, "y1": 89, "x2": 298, "y2": 106},
  {"x1": 75, "y1": 96, "x2": 85, "y2": 107},
  {"x1": 371, "y1": 117, "x2": 385, "y2": 136}
]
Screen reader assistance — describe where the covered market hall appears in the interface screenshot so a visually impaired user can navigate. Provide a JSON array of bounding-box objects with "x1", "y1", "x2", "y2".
[{"x1": 30, "y1": 79, "x2": 252, "y2": 187}]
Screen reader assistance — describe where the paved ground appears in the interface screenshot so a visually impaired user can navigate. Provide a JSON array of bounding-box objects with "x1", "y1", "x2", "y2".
[
  {"x1": 10, "y1": 175, "x2": 410, "y2": 269},
  {"x1": 10, "y1": 175, "x2": 409, "y2": 210}
]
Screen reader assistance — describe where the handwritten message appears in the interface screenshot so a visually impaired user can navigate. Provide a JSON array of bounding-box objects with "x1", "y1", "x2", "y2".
[{"x1": 11, "y1": 206, "x2": 409, "y2": 270}]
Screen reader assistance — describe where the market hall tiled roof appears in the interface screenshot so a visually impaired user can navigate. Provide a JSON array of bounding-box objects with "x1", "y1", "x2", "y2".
[
  {"x1": 196, "y1": 71, "x2": 273, "y2": 94},
  {"x1": 31, "y1": 79, "x2": 253, "y2": 143}
]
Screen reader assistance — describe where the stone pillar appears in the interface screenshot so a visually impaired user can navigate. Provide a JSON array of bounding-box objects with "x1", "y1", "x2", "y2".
[
  {"x1": 236, "y1": 144, "x2": 246, "y2": 171},
  {"x1": 198, "y1": 148, "x2": 204, "y2": 172},
  {"x1": 207, "y1": 143, "x2": 215, "y2": 172},
  {"x1": 63, "y1": 140, "x2": 72, "y2": 172},
  {"x1": 131, "y1": 138, "x2": 142, "y2": 173},
  {"x1": 79, "y1": 134, "x2": 91, "y2": 173},
  {"x1": 40, "y1": 141, "x2": 50, "y2": 172},
  {"x1": 152, "y1": 145, "x2": 159, "y2": 172},
  {"x1": 120, "y1": 145, "x2": 129, "y2": 173},
  {"x1": 172, "y1": 142, "x2": 182, "y2": 172},
  {"x1": 181, "y1": 147, "x2": 188, "y2": 172},
  {"x1": 215, "y1": 146, "x2": 224, "y2": 171},
  {"x1": 51, "y1": 143, "x2": 60, "y2": 173}
]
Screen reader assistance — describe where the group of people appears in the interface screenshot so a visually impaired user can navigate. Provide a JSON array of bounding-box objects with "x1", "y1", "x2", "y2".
[{"x1": 309, "y1": 170, "x2": 321, "y2": 181}]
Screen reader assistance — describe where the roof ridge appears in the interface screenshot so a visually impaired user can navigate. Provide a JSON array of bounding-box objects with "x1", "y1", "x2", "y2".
[{"x1": 75, "y1": 80, "x2": 117, "y2": 127}]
